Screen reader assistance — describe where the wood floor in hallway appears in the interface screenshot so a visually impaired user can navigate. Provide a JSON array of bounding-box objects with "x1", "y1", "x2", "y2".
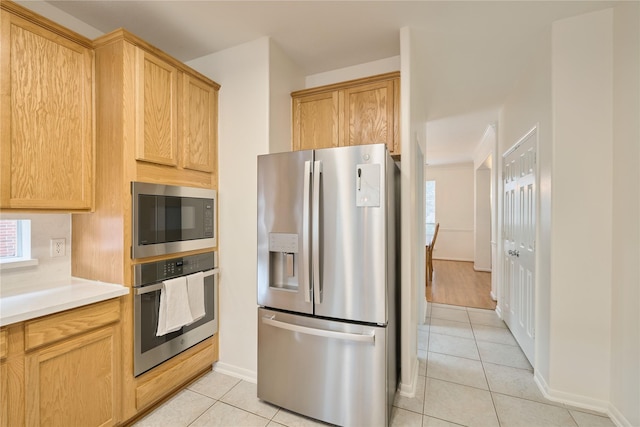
[{"x1": 426, "y1": 260, "x2": 496, "y2": 310}]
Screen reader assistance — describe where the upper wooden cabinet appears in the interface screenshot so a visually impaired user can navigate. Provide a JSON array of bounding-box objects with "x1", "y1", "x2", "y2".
[
  {"x1": 94, "y1": 29, "x2": 219, "y2": 188},
  {"x1": 135, "y1": 49, "x2": 179, "y2": 167},
  {"x1": 181, "y1": 73, "x2": 218, "y2": 173},
  {"x1": 292, "y1": 72, "x2": 400, "y2": 156},
  {"x1": 0, "y1": 3, "x2": 94, "y2": 210},
  {"x1": 292, "y1": 91, "x2": 339, "y2": 151}
]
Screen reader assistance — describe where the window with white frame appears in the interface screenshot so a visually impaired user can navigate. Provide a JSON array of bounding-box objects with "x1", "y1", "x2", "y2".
[
  {"x1": 0, "y1": 219, "x2": 32, "y2": 264},
  {"x1": 425, "y1": 180, "x2": 436, "y2": 237}
]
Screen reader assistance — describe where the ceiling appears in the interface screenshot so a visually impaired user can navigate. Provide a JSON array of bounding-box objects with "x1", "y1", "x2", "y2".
[{"x1": 28, "y1": 0, "x2": 618, "y2": 165}]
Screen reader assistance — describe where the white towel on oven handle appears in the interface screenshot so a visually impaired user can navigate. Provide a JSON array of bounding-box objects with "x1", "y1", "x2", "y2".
[
  {"x1": 156, "y1": 276, "x2": 194, "y2": 336},
  {"x1": 187, "y1": 271, "x2": 205, "y2": 322}
]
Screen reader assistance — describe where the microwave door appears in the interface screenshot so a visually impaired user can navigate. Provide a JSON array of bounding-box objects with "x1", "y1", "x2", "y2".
[
  {"x1": 138, "y1": 194, "x2": 158, "y2": 245},
  {"x1": 179, "y1": 198, "x2": 205, "y2": 241},
  {"x1": 156, "y1": 195, "x2": 167, "y2": 243},
  {"x1": 131, "y1": 182, "x2": 217, "y2": 259}
]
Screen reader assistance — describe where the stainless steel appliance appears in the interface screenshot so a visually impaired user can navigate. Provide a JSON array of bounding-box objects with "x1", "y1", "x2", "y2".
[
  {"x1": 133, "y1": 251, "x2": 218, "y2": 376},
  {"x1": 257, "y1": 144, "x2": 399, "y2": 426},
  {"x1": 132, "y1": 182, "x2": 216, "y2": 259}
]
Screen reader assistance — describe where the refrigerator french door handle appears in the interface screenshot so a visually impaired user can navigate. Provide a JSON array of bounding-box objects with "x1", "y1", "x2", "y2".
[
  {"x1": 312, "y1": 160, "x2": 322, "y2": 304},
  {"x1": 261, "y1": 315, "x2": 375, "y2": 343},
  {"x1": 302, "y1": 160, "x2": 312, "y2": 303}
]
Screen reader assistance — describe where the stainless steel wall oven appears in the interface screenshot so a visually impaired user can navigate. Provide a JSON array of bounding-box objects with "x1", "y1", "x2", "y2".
[{"x1": 133, "y1": 251, "x2": 218, "y2": 377}]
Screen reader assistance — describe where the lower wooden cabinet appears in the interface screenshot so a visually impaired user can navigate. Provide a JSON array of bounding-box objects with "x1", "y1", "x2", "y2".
[
  {"x1": 1, "y1": 298, "x2": 121, "y2": 427},
  {"x1": 25, "y1": 326, "x2": 119, "y2": 426},
  {"x1": 0, "y1": 328, "x2": 8, "y2": 427}
]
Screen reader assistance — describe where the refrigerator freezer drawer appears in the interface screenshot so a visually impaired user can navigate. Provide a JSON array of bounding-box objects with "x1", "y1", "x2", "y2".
[{"x1": 257, "y1": 308, "x2": 392, "y2": 426}]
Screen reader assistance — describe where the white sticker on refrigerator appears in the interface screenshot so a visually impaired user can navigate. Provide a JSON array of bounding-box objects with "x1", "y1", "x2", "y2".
[{"x1": 356, "y1": 163, "x2": 380, "y2": 207}]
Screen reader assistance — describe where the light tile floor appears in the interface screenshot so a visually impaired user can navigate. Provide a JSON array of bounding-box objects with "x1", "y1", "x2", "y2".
[{"x1": 133, "y1": 303, "x2": 615, "y2": 427}]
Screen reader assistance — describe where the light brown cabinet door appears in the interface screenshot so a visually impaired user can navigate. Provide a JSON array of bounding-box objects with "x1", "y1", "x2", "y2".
[
  {"x1": 343, "y1": 79, "x2": 395, "y2": 153},
  {"x1": 291, "y1": 73, "x2": 400, "y2": 156},
  {"x1": 181, "y1": 73, "x2": 217, "y2": 173},
  {"x1": 0, "y1": 328, "x2": 7, "y2": 427},
  {"x1": 0, "y1": 360, "x2": 6, "y2": 427},
  {"x1": 292, "y1": 91, "x2": 339, "y2": 151},
  {"x1": 135, "y1": 48, "x2": 179, "y2": 167},
  {"x1": 0, "y1": 11, "x2": 93, "y2": 210},
  {"x1": 24, "y1": 326, "x2": 118, "y2": 427}
]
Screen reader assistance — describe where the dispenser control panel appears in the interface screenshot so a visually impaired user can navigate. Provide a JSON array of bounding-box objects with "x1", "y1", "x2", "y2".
[{"x1": 269, "y1": 233, "x2": 298, "y2": 253}]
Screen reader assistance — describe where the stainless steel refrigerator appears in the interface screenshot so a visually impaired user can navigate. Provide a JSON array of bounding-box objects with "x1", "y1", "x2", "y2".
[{"x1": 257, "y1": 143, "x2": 399, "y2": 427}]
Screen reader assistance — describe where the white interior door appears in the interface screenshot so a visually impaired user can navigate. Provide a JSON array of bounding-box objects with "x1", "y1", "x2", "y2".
[{"x1": 502, "y1": 128, "x2": 536, "y2": 365}]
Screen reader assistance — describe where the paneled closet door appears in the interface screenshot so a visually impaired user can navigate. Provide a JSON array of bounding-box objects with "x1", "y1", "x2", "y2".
[{"x1": 502, "y1": 127, "x2": 537, "y2": 365}]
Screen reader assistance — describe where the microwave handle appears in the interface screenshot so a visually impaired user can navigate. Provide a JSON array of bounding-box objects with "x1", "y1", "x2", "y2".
[{"x1": 134, "y1": 268, "x2": 219, "y2": 296}]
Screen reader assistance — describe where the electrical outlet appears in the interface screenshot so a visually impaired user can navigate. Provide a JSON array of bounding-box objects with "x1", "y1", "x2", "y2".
[{"x1": 50, "y1": 238, "x2": 66, "y2": 257}]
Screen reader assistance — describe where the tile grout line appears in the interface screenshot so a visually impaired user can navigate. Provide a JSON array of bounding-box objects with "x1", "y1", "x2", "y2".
[
  {"x1": 421, "y1": 301, "x2": 432, "y2": 418},
  {"x1": 468, "y1": 307, "x2": 504, "y2": 427},
  {"x1": 185, "y1": 398, "x2": 217, "y2": 427},
  {"x1": 186, "y1": 379, "x2": 276, "y2": 427}
]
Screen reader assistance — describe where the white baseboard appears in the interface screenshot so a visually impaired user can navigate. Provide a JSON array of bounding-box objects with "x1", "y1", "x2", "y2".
[
  {"x1": 533, "y1": 371, "x2": 612, "y2": 417},
  {"x1": 432, "y1": 257, "x2": 474, "y2": 262},
  {"x1": 213, "y1": 361, "x2": 257, "y2": 384},
  {"x1": 473, "y1": 266, "x2": 492, "y2": 272},
  {"x1": 398, "y1": 356, "x2": 419, "y2": 398},
  {"x1": 490, "y1": 291, "x2": 497, "y2": 301},
  {"x1": 608, "y1": 401, "x2": 635, "y2": 427},
  {"x1": 495, "y1": 304, "x2": 503, "y2": 319}
]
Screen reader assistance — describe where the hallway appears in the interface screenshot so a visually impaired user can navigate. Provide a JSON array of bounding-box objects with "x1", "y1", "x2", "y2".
[{"x1": 426, "y1": 260, "x2": 496, "y2": 310}]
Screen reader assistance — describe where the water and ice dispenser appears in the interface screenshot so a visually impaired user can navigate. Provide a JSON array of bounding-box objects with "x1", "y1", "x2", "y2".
[{"x1": 268, "y1": 232, "x2": 299, "y2": 291}]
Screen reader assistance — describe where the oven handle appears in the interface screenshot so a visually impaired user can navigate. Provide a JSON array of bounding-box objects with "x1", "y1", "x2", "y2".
[{"x1": 134, "y1": 268, "x2": 219, "y2": 296}]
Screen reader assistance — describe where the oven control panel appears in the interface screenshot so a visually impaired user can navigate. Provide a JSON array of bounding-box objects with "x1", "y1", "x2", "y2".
[{"x1": 134, "y1": 251, "x2": 216, "y2": 287}]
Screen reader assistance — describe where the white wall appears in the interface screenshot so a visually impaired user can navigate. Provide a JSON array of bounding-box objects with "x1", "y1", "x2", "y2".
[
  {"x1": 474, "y1": 166, "x2": 491, "y2": 271},
  {"x1": 549, "y1": 9, "x2": 613, "y2": 408},
  {"x1": 498, "y1": 28, "x2": 553, "y2": 388},
  {"x1": 305, "y1": 56, "x2": 400, "y2": 89},
  {"x1": 0, "y1": 214, "x2": 71, "y2": 295},
  {"x1": 268, "y1": 40, "x2": 304, "y2": 154},
  {"x1": 397, "y1": 26, "x2": 424, "y2": 398},
  {"x1": 424, "y1": 163, "x2": 474, "y2": 262},
  {"x1": 473, "y1": 123, "x2": 498, "y2": 276},
  {"x1": 610, "y1": 3, "x2": 640, "y2": 426},
  {"x1": 473, "y1": 123, "x2": 499, "y2": 290},
  {"x1": 187, "y1": 38, "x2": 272, "y2": 381}
]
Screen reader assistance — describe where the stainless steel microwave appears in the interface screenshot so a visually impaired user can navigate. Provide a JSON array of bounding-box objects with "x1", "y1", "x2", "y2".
[{"x1": 132, "y1": 182, "x2": 216, "y2": 259}]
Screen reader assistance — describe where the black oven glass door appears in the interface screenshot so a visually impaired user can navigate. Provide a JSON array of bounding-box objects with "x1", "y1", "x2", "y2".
[
  {"x1": 137, "y1": 195, "x2": 213, "y2": 245},
  {"x1": 134, "y1": 271, "x2": 217, "y2": 376}
]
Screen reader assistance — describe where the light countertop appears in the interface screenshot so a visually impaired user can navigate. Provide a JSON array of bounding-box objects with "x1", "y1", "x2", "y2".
[{"x1": 0, "y1": 278, "x2": 129, "y2": 327}]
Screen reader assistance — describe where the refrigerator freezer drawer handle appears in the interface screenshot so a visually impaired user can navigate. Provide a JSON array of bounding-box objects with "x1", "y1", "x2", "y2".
[
  {"x1": 302, "y1": 160, "x2": 312, "y2": 303},
  {"x1": 261, "y1": 316, "x2": 375, "y2": 343}
]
